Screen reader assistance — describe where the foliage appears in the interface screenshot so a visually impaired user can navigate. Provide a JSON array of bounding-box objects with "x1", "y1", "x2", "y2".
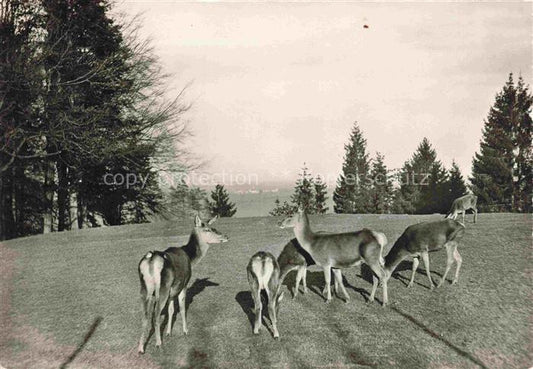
[
  {"x1": 368, "y1": 152, "x2": 393, "y2": 213},
  {"x1": 471, "y1": 73, "x2": 532, "y2": 212},
  {"x1": 209, "y1": 184, "x2": 237, "y2": 217},
  {"x1": 333, "y1": 122, "x2": 371, "y2": 213}
]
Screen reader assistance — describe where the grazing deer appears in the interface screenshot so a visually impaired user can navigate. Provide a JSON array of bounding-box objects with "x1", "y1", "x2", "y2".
[
  {"x1": 279, "y1": 208, "x2": 388, "y2": 304},
  {"x1": 383, "y1": 219, "x2": 465, "y2": 297},
  {"x1": 247, "y1": 251, "x2": 285, "y2": 338},
  {"x1": 137, "y1": 215, "x2": 228, "y2": 353},
  {"x1": 446, "y1": 194, "x2": 478, "y2": 224}
]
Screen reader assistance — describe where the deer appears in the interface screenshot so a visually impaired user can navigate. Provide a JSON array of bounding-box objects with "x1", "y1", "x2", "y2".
[
  {"x1": 247, "y1": 251, "x2": 285, "y2": 339},
  {"x1": 137, "y1": 215, "x2": 228, "y2": 353},
  {"x1": 382, "y1": 219, "x2": 465, "y2": 300},
  {"x1": 279, "y1": 208, "x2": 388, "y2": 305},
  {"x1": 446, "y1": 193, "x2": 478, "y2": 224}
]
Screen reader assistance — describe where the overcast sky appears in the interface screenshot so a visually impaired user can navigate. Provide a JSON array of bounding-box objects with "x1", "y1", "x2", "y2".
[{"x1": 116, "y1": 1, "x2": 531, "y2": 187}]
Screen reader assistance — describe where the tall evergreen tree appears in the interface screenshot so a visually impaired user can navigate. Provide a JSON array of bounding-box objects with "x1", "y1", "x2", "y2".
[
  {"x1": 393, "y1": 137, "x2": 444, "y2": 214},
  {"x1": 209, "y1": 184, "x2": 236, "y2": 217},
  {"x1": 314, "y1": 175, "x2": 328, "y2": 214},
  {"x1": 447, "y1": 161, "x2": 467, "y2": 202},
  {"x1": 333, "y1": 122, "x2": 371, "y2": 213},
  {"x1": 471, "y1": 73, "x2": 532, "y2": 212},
  {"x1": 369, "y1": 153, "x2": 393, "y2": 214},
  {"x1": 291, "y1": 164, "x2": 315, "y2": 212}
]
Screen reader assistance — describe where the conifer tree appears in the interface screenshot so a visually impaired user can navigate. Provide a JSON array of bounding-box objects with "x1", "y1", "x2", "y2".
[
  {"x1": 291, "y1": 164, "x2": 316, "y2": 212},
  {"x1": 209, "y1": 184, "x2": 236, "y2": 217},
  {"x1": 369, "y1": 153, "x2": 393, "y2": 213},
  {"x1": 448, "y1": 161, "x2": 467, "y2": 201},
  {"x1": 393, "y1": 138, "x2": 443, "y2": 213},
  {"x1": 333, "y1": 122, "x2": 371, "y2": 213},
  {"x1": 471, "y1": 73, "x2": 532, "y2": 212},
  {"x1": 314, "y1": 175, "x2": 329, "y2": 214}
]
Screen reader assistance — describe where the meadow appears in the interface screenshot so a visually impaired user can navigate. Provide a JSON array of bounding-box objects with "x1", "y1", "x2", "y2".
[{"x1": 0, "y1": 213, "x2": 530, "y2": 369}]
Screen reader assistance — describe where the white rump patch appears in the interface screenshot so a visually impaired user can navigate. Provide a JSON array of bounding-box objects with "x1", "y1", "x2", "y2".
[
  {"x1": 371, "y1": 231, "x2": 388, "y2": 266},
  {"x1": 252, "y1": 258, "x2": 274, "y2": 290}
]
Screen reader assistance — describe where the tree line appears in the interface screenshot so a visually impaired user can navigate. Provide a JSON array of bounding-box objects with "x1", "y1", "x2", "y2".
[
  {"x1": 0, "y1": 0, "x2": 198, "y2": 240},
  {"x1": 271, "y1": 73, "x2": 531, "y2": 216}
]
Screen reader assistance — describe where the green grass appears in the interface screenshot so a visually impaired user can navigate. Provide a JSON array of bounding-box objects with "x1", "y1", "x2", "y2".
[{"x1": 0, "y1": 213, "x2": 531, "y2": 369}]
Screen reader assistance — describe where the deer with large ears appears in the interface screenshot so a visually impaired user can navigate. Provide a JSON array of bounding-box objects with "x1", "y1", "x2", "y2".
[
  {"x1": 279, "y1": 208, "x2": 388, "y2": 304},
  {"x1": 383, "y1": 219, "x2": 465, "y2": 298},
  {"x1": 137, "y1": 215, "x2": 228, "y2": 353}
]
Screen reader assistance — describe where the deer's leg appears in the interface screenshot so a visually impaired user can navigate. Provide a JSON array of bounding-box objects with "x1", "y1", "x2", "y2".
[
  {"x1": 251, "y1": 288, "x2": 262, "y2": 334},
  {"x1": 322, "y1": 265, "x2": 332, "y2": 303},
  {"x1": 165, "y1": 299, "x2": 174, "y2": 336},
  {"x1": 332, "y1": 269, "x2": 350, "y2": 302},
  {"x1": 294, "y1": 267, "x2": 304, "y2": 298},
  {"x1": 178, "y1": 288, "x2": 188, "y2": 335},
  {"x1": 407, "y1": 257, "x2": 419, "y2": 288},
  {"x1": 266, "y1": 290, "x2": 280, "y2": 339},
  {"x1": 473, "y1": 207, "x2": 478, "y2": 223},
  {"x1": 368, "y1": 274, "x2": 378, "y2": 303},
  {"x1": 368, "y1": 262, "x2": 388, "y2": 306},
  {"x1": 421, "y1": 251, "x2": 435, "y2": 290},
  {"x1": 154, "y1": 292, "x2": 169, "y2": 348},
  {"x1": 138, "y1": 294, "x2": 152, "y2": 354},
  {"x1": 437, "y1": 242, "x2": 455, "y2": 288},
  {"x1": 302, "y1": 267, "x2": 308, "y2": 294},
  {"x1": 452, "y1": 246, "x2": 462, "y2": 285}
]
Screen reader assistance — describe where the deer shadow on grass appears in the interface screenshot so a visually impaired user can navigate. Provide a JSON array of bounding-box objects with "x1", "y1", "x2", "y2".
[
  {"x1": 163, "y1": 278, "x2": 219, "y2": 335},
  {"x1": 235, "y1": 290, "x2": 279, "y2": 337},
  {"x1": 390, "y1": 260, "x2": 445, "y2": 290},
  {"x1": 304, "y1": 270, "x2": 370, "y2": 302}
]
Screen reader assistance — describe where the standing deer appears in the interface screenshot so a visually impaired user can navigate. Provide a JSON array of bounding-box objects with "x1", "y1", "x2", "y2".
[
  {"x1": 446, "y1": 194, "x2": 478, "y2": 223},
  {"x1": 137, "y1": 215, "x2": 228, "y2": 353},
  {"x1": 247, "y1": 251, "x2": 285, "y2": 338},
  {"x1": 277, "y1": 238, "x2": 313, "y2": 299},
  {"x1": 383, "y1": 219, "x2": 465, "y2": 299},
  {"x1": 279, "y1": 208, "x2": 388, "y2": 304}
]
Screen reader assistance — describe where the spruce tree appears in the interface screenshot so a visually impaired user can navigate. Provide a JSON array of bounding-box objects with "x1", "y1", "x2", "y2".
[
  {"x1": 448, "y1": 161, "x2": 467, "y2": 201},
  {"x1": 369, "y1": 153, "x2": 393, "y2": 213},
  {"x1": 333, "y1": 122, "x2": 371, "y2": 213},
  {"x1": 314, "y1": 175, "x2": 329, "y2": 214},
  {"x1": 291, "y1": 164, "x2": 316, "y2": 212},
  {"x1": 471, "y1": 73, "x2": 532, "y2": 212},
  {"x1": 393, "y1": 138, "x2": 443, "y2": 213},
  {"x1": 209, "y1": 184, "x2": 236, "y2": 217}
]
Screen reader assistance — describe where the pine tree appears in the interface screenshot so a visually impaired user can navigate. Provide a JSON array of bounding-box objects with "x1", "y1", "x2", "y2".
[
  {"x1": 471, "y1": 73, "x2": 532, "y2": 212},
  {"x1": 333, "y1": 122, "x2": 371, "y2": 213},
  {"x1": 448, "y1": 161, "x2": 467, "y2": 201},
  {"x1": 369, "y1": 153, "x2": 393, "y2": 213},
  {"x1": 209, "y1": 184, "x2": 236, "y2": 217},
  {"x1": 314, "y1": 175, "x2": 329, "y2": 214},
  {"x1": 393, "y1": 138, "x2": 443, "y2": 213},
  {"x1": 291, "y1": 164, "x2": 316, "y2": 212}
]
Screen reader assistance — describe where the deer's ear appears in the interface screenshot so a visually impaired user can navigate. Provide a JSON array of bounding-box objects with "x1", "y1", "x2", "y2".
[
  {"x1": 194, "y1": 215, "x2": 202, "y2": 227},
  {"x1": 277, "y1": 291, "x2": 285, "y2": 303},
  {"x1": 208, "y1": 215, "x2": 219, "y2": 225}
]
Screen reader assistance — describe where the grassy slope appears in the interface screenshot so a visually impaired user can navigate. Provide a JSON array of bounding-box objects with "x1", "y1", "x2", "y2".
[{"x1": 0, "y1": 213, "x2": 531, "y2": 369}]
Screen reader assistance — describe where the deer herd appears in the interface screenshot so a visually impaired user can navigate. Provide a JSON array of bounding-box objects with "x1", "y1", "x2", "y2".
[{"x1": 137, "y1": 194, "x2": 478, "y2": 352}]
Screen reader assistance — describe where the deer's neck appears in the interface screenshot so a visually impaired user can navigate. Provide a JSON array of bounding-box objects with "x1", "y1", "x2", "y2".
[
  {"x1": 384, "y1": 236, "x2": 409, "y2": 274},
  {"x1": 293, "y1": 215, "x2": 315, "y2": 252},
  {"x1": 183, "y1": 230, "x2": 210, "y2": 266}
]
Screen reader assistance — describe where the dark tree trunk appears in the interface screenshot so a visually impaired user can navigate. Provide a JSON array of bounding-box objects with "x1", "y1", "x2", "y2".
[
  {"x1": 56, "y1": 159, "x2": 69, "y2": 232},
  {"x1": 0, "y1": 168, "x2": 15, "y2": 240}
]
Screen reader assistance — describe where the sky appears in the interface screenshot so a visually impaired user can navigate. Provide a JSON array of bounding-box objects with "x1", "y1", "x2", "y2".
[{"x1": 115, "y1": 1, "x2": 532, "y2": 188}]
